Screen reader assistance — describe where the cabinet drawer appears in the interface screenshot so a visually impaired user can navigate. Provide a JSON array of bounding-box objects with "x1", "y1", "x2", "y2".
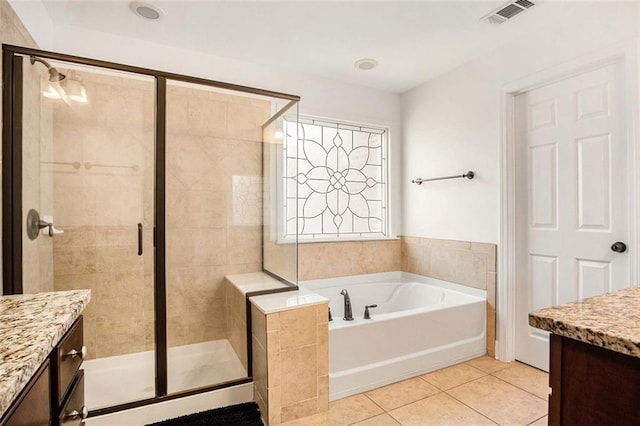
[
  {"x1": 58, "y1": 371, "x2": 86, "y2": 426},
  {"x1": 2, "y1": 360, "x2": 51, "y2": 426},
  {"x1": 56, "y1": 316, "x2": 85, "y2": 406}
]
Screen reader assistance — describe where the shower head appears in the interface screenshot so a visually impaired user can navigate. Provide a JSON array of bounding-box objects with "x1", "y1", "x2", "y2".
[
  {"x1": 48, "y1": 67, "x2": 65, "y2": 82},
  {"x1": 30, "y1": 56, "x2": 66, "y2": 82}
]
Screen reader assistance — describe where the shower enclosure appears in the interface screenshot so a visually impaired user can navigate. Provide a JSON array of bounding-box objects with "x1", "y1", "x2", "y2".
[{"x1": 2, "y1": 45, "x2": 299, "y2": 414}]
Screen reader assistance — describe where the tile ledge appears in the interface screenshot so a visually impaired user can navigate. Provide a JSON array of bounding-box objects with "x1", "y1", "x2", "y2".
[
  {"x1": 225, "y1": 272, "x2": 291, "y2": 295},
  {"x1": 250, "y1": 288, "x2": 328, "y2": 315}
]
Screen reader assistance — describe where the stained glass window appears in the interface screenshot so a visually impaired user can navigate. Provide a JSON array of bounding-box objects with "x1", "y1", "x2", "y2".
[{"x1": 283, "y1": 117, "x2": 387, "y2": 240}]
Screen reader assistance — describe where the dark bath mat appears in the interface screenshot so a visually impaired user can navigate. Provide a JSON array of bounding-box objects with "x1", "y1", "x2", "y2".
[{"x1": 147, "y1": 401, "x2": 263, "y2": 426}]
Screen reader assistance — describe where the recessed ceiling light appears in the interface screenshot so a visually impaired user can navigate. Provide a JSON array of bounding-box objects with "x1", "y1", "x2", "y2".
[
  {"x1": 130, "y1": 1, "x2": 163, "y2": 20},
  {"x1": 354, "y1": 58, "x2": 378, "y2": 71}
]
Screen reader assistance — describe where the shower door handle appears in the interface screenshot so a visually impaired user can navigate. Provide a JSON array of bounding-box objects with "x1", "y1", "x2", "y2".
[{"x1": 138, "y1": 223, "x2": 143, "y2": 256}]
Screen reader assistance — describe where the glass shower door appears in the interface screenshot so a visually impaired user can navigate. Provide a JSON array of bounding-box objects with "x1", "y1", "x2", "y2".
[
  {"x1": 164, "y1": 79, "x2": 299, "y2": 394},
  {"x1": 164, "y1": 80, "x2": 260, "y2": 393},
  {"x1": 20, "y1": 55, "x2": 157, "y2": 409}
]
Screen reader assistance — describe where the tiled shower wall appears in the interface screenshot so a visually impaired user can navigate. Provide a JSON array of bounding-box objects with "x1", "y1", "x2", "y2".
[{"x1": 298, "y1": 237, "x2": 497, "y2": 357}]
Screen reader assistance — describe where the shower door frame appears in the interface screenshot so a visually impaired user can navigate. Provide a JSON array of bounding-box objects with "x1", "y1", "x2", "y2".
[{"x1": 1, "y1": 44, "x2": 300, "y2": 416}]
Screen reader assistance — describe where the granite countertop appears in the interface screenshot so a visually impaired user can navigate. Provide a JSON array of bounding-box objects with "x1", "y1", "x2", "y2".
[
  {"x1": 529, "y1": 286, "x2": 640, "y2": 358},
  {"x1": 0, "y1": 290, "x2": 91, "y2": 417}
]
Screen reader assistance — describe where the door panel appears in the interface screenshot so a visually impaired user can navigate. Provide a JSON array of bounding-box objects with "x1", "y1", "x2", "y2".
[
  {"x1": 577, "y1": 258, "x2": 611, "y2": 299},
  {"x1": 529, "y1": 143, "x2": 558, "y2": 228},
  {"x1": 529, "y1": 254, "x2": 556, "y2": 312},
  {"x1": 515, "y1": 62, "x2": 630, "y2": 370},
  {"x1": 18, "y1": 55, "x2": 157, "y2": 409},
  {"x1": 577, "y1": 134, "x2": 610, "y2": 230}
]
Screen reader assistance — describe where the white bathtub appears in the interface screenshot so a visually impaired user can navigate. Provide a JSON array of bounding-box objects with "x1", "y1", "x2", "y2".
[{"x1": 302, "y1": 272, "x2": 486, "y2": 400}]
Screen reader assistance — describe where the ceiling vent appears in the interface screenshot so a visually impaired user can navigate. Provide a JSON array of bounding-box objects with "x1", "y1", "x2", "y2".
[{"x1": 482, "y1": 0, "x2": 536, "y2": 25}]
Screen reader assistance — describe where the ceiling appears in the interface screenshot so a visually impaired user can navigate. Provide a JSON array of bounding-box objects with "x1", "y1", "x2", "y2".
[{"x1": 38, "y1": 1, "x2": 577, "y2": 93}]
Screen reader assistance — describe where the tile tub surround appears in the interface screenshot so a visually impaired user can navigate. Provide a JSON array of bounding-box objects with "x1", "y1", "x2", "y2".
[
  {"x1": 251, "y1": 290, "x2": 329, "y2": 425},
  {"x1": 400, "y1": 237, "x2": 496, "y2": 291},
  {"x1": 401, "y1": 236, "x2": 497, "y2": 357},
  {"x1": 304, "y1": 271, "x2": 486, "y2": 401},
  {"x1": 529, "y1": 286, "x2": 640, "y2": 358},
  {"x1": 298, "y1": 240, "x2": 401, "y2": 281},
  {"x1": 0, "y1": 289, "x2": 91, "y2": 416},
  {"x1": 297, "y1": 237, "x2": 496, "y2": 355}
]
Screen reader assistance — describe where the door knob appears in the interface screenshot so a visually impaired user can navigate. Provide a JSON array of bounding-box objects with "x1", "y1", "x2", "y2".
[{"x1": 611, "y1": 242, "x2": 627, "y2": 253}]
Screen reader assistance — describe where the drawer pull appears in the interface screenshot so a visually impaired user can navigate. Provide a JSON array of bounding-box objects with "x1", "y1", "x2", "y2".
[
  {"x1": 66, "y1": 406, "x2": 88, "y2": 420},
  {"x1": 64, "y1": 346, "x2": 87, "y2": 359}
]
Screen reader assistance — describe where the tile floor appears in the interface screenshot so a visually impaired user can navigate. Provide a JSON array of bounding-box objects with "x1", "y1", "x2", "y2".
[{"x1": 281, "y1": 356, "x2": 549, "y2": 426}]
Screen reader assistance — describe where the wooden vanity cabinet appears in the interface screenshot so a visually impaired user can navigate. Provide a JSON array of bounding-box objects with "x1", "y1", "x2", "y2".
[
  {"x1": 58, "y1": 371, "x2": 85, "y2": 426},
  {"x1": 0, "y1": 316, "x2": 87, "y2": 426},
  {"x1": 53, "y1": 317, "x2": 87, "y2": 426},
  {"x1": 548, "y1": 334, "x2": 640, "y2": 426},
  {"x1": 2, "y1": 360, "x2": 51, "y2": 426}
]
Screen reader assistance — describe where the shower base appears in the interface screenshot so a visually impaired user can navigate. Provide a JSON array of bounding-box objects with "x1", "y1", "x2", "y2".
[{"x1": 83, "y1": 339, "x2": 247, "y2": 410}]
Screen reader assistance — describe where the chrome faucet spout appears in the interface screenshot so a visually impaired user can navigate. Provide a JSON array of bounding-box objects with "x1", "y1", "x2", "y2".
[{"x1": 340, "y1": 289, "x2": 354, "y2": 321}]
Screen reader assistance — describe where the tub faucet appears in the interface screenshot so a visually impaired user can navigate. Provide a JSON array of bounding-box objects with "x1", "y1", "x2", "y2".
[
  {"x1": 340, "y1": 289, "x2": 354, "y2": 321},
  {"x1": 364, "y1": 304, "x2": 378, "y2": 320}
]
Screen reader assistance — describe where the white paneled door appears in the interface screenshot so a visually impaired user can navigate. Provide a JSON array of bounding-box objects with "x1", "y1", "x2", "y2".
[{"x1": 514, "y1": 63, "x2": 631, "y2": 371}]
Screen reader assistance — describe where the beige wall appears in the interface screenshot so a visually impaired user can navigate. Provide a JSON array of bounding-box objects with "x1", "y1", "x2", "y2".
[
  {"x1": 0, "y1": 0, "x2": 55, "y2": 294},
  {"x1": 0, "y1": 0, "x2": 37, "y2": 66},
  {"x1": 165, "y1": 84, "x2": 270, "y2": 348}
]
